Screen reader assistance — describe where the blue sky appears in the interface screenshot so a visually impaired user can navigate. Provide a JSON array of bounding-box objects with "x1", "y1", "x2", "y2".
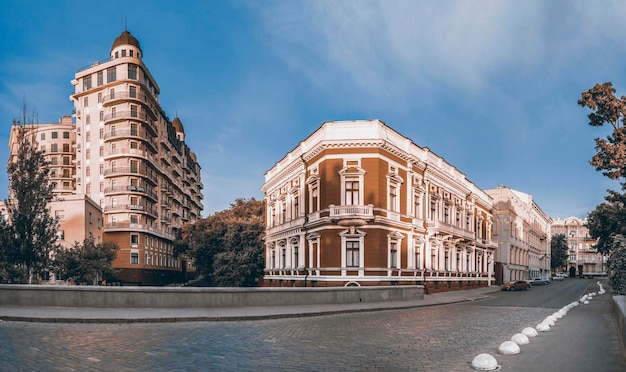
[{"x1": 0, "y1": 0, "x2": 623, "y2": 219}]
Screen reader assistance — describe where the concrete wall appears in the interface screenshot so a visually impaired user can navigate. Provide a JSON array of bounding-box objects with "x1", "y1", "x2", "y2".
[
  {"x1": 613, "y1": 295, "x2": 626, "y2": 355},
  {"x1": 0, "y1": 285, "x2": 424, "y2": 308}
]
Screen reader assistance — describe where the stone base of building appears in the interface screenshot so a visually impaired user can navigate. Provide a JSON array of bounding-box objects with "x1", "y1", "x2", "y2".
[{"x1": 261, "y1": 277, "x2": 491, "y2": 293}]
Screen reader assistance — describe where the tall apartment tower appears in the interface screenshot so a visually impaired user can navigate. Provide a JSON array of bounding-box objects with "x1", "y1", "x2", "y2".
[{"x1": 69, "y1": 30, "x2": 204, "y2": 284}]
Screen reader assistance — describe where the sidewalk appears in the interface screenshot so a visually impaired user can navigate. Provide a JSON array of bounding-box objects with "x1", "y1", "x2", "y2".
[{"x1": 0, "y1": 285, "x2": 501, "y2": 323}]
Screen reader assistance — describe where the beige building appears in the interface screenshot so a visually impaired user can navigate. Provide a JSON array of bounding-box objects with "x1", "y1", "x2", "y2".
[
  {"x1": 8, "y1": 117, "x2": 102, "y2": 249},
  {"x1": 262, "y1": 120, "x2": 498, "y2": 292},
  {"x1": 8, "y1": 29, "x2": 204, "y2": 285},
  {"x1": 485, "y1": 186, "x2": 552, "y2": 284},
  {"x1": 551, "y1": 217, "x2": 606, "y2": 277}
]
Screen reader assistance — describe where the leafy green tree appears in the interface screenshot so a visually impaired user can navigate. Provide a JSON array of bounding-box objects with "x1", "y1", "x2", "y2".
[
  {"x1": 179, "y1": 198, "x2": 264, "y2": 286},
  {"x1": 550, "y1": 233, "x2": 569, "y2": 272},
  {"x1": 0, "y1": 106, "x2": 58, "y2": 283},
  {"x1": 608, "y1": 235, "x2": 626, "y2": 295},
  {"x1": 586, "y1": 189, "x2": 626, "y2": 255},
  {"x1": 578, "y1": 82, "x2": 626, "y2": 180},
  {"x1": 55, "y1": 236, "x2": 119, "y2": 285}
]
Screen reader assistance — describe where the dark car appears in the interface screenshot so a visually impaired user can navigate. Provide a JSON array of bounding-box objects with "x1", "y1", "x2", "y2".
[{"x1": 501, "y1": 280, "x2": 531, "y2": 291}]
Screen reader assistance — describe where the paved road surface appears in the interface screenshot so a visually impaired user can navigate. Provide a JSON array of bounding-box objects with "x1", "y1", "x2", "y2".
[{"x1": 0, "y1": 280, "x2": 624, "y2": 371}]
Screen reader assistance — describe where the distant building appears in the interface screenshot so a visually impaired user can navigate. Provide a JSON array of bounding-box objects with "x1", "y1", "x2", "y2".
[
  {"x1": 551, "y1": 217, "x2": 606, "y2": 277},
  {"x1": 262, "y1": 120, "x2": 497, "y2": 291},
  {"x1": 8, "y1": 117, "x2": 102, "y2": 249},
  {"x1": 8, "y1": 29, "x2": 204, "y2": 285},
  {"x1": 485, "y1": 186, "x2": 552, "y2": 284}
]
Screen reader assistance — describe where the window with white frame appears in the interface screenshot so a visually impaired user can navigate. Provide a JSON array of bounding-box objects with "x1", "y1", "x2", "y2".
[
  {"x1": 306, "y1": 173, "x2": 320, "y2": 213},
  {"x1": 131, "y1": 234, "x2": 139, "y2": 247},
  {"x1": 339, "y1": 162, "x2": 365, "y2": 206},
  {"x1": 130, "y1": 250, "x2": 139, "y2": 264},
  {"x1": 389, "y1": 241, "x2": 398, "y2": 268},
  {"x1": 344, "y1": 179, "x2": 359, "y2": 205},
  {"x1": 346, "y1": 241, "x2": 360, "y2": 267}
]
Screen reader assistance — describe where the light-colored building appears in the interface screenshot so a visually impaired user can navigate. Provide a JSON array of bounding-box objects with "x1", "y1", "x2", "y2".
[
  {"x1": 262, "y1": 120, "x2": 497, "y2": 291},
  {"x1": 8, "y1": 117, "x2": 102, "y2": 249},
  {"x1": 8, "y1": 29, "x2": 204, "y2": 285},
  {"x1": 551, "y1": 217, "x2": 606, "y2": 277},
  {"x1": 485, "y1": 186, "x2": 552, "y2": 284}
]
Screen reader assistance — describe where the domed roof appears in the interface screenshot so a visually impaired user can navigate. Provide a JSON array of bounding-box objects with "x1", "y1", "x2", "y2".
[
  {"x1": 172, "y1": 117, "x2": 184, "y2": 134},
  {"x1": 111, "y1": 30, "x2": 142, "y2": 53}
]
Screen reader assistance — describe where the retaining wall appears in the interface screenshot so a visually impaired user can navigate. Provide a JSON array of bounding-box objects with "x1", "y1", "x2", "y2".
[
  {"x1": 0, "y1": 284, "x2": 424, "y2": 308},
  {"x1": 613, "y1": 295, "x2": 626, "y2": 355}
]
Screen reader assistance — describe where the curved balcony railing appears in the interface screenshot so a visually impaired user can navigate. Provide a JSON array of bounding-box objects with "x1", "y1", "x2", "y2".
[
  {"x1": 104, "y1": 167, "x2": 158, "y2": 183},
  {"x1": 104, "y1": 222, "x2": 174, "y2": 240}
]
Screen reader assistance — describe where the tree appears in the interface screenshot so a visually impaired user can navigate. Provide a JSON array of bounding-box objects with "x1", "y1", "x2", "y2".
[
  {"x1": 608, "y1": 235, "x2": 626, "y2": 295},
  {"x1": 54, "y1": 236, "x2": 119, "y2": 285},
  {"x1": 578, "y1": 82, "x2": 626, "y2": 180},
  {"x1": 178, "y1": 198, "x2": 265, "y2": 286},
  {"x1": 550, "y1": 233, "x2": 569, "y2": 272},
  {"x1": 586, "y1": 188, "x2": 626, "y2": 255},
  {"x1": 0, "y1": 104, "x2": 58, "y2": 283}
]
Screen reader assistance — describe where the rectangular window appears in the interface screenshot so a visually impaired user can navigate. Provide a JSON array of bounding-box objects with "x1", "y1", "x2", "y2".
[
  {"x1": 97, "y1": 92, "x2": 102, "y2": 103},
  {"x1": 85, "y1": 115, "x2": 91, "y2": 125},
  {"x1": 128, "y1": 64, "x2": 137, "y2": 80},
  {"x1": 85, "y1": 149, "x2": 90, "y2": 159},
  {"x1": 97, "y1": 71, "x2": 103, "y2": 86},
  {"x1": 89, "y1": 212, "x2": 93, "y2": 224},
  {"x1": 345, "y1": 180, "x2": 359, "y2": 205},
  {"x1": 121, "y1": 49, "x2": 126, "y2": 57},
  {"x1": 389, "y1": 184, "x2": 398, "y2": 212},
  {"x1": 131, "y1": 234, "x2": 139, "y2": 246},
  {"x1": 390, "y1": 242, "x2": 398, "y2": 268},
  {"x1": 51, "y1": 143, "x2": 58, "y2": 152},
  {"x1": 129, "y1": 50, "x2": 134, "y2": 57},
  {"x1": 130, "y1": 105, "x2": 138, "y2": 118},
  {"x1": 129, "y1": 85, "x2": 137, "y2": 98},
  {"x1": 40, "y1": 145, "x2": 46, "y2": 153},
  {"x1": 83, "y1": 76, "x2": 92, "y2": 90},
  {"x1": 63, "y1": 157, "x2": 70, "y2": 165},
  {"x1": 99, "y1": 128, "x2": 103, "y2": 139},
  {"x1": 83, "y1": 97, "x2": 88, "y2": 107},
  {"x1": 86, "y1": 166, "x2": 90, "y2": 176},
  {"x1": 107, "y1": 67, "x2": 116, "y2": 83},
  {"x1": 63, "y1": 143, "x2": 69, "y2": 152},
  {"x1": 99, "y1": 146, "x2": 104, "y2": 157},
  {"x1": 55, "y1": 210, "x2": 65, "y2": 221},
  {"x1": 52, "y1": 132, "x2": 58, "y2": 139},
  {"x1": 293, "y1": 245, "x2": 299, "y2": 268},
  {"x1": 130, "y1": 252, "x2": 139, "y2": 264},
  {"x1": 86, "y1": 132, "x2": 91, "y2": 142},
  {"x1": 40, "y1": 133, "x2": 45, "y2": 141},
  {"x1": 346, "y1": 241, "x2": 360, "y2": 267},
  {"x1": 63, "y1": 131, "x2": 70, "y2": 139}
]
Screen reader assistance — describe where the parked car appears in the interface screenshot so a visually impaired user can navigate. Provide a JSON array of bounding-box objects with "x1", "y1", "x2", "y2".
[
  {"x1": 531, "y1": 277, "x2": 550, "y2": 285},
  {"x1": 552, "y1": 273, "x2": 566, "y2": 281},
  {"x1": 502, "y1": 280, "x2": 531, "y2": 291}
]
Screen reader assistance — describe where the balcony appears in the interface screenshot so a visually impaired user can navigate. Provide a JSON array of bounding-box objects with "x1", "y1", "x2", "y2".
[
  {"x1": 329, "y1": 204, "x2": 374, "y2": 226},
  {"x1": 104, "y1": 222, "x2": 174, "y2": 240},
  {"x1": 104, "y1": 167, "x2": 158, "y2": 184}
]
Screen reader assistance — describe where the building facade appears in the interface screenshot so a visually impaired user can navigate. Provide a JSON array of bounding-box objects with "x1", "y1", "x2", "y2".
[
  {"x1": 485, "y1": 186, "x2": 552, "y2": 284},
  {"x1": 262, "y1": 120, "x2": 497, "y2": 291},
  {"x1": 551, "y1": 217, "x2": 606, "y2": 277},
  {"x1": 8, "y1": 117, "x2": 103, "y2": 250},
  {"x1": 8, "y1": 30, "x2": 204, "y2": 285}
]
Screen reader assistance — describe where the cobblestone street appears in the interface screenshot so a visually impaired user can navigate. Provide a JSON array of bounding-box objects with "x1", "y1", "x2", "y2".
[{"x1": 0, "y1": 303, "x2": 552, "y2": 371}]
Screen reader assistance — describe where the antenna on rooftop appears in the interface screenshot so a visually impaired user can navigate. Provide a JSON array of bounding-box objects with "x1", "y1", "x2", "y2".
[{"x1": 124, "y1": 17, "x2": 127, "y2": 32}]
